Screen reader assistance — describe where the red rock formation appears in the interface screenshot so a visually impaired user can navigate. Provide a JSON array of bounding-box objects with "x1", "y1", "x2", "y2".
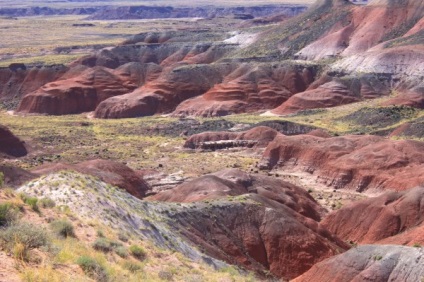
[
  {"x1": 183, "y1": 126, "x2": 279, "y2": 149},
  {"x1": 151, "y1": 169, "x2": 347, "y2": 279},
  {"x1": 149, "y1": 168, "x2": 325, "y2": 221},
  {"x1": 293, "y1": 245, "x2": 424, "y2": 282},
  {"x1": 384, "y1": 89, "x2": 424, "y2": 109},
  {"x1": 32, "y1": 159, "x2": 150, "y2": 199},
  {"x1": 0, "y1": 125, "x2": 27, "y2": 157},
  {"x1": 260, "y1": 134, "x2": 424, "y2": 191},
  {"x1": 18, "y1": 63, "x2": 161, "y2": 115},
  {"x1": 173, "y1": 64, "x2": 316, "y2": 117},
  {"x1": 321, "y1": 187, "x2": 424, "y2": 244},
  {"x1": 0, "y1": 64, "x2": 68, "y2": 107},
  {"x1": 93, "y1": 63, "x2": 231, "y2": 118},
  {"x1": 271, "y1": 81, "x2": 359, "y2": 114}
]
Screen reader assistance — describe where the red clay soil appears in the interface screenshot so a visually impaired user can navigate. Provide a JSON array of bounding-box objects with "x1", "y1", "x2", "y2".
[
  {"x1": 0, "y1": 165, "x2": 37, "y2": 187},
  {"x1": 260, "y1": 134, "x2": 424, "y2": 192},
  {"x1": 0, "y1": 64, "x2": 68, "y2": 103},
  {"x1": 32, "y1": 159, "x2": 150, "y2": 199},
  {"x1": 293, "y1": 245, "x2": 424, "y2": 282},
  {"x1": 321, "y1": 187, "x2": 424, "y2": 244},
  {"x1": 384, "y1": 90, "x2": 424, "y2": 109},
  {"x1": 93, "y1": 63, "x2": 227, "y2": 118},
  {"x1": 296, "y1": 0, "x2": 424, "y2": 60},
  {"x1": 0, "y1": 125, "x2": 28, "y2": 157},
  {"x1": 153, "y1": 169, "x2": 348, "y2": 279},
  {"x1": 183, "y1": 126, "x2": 279, "y2": 149},
  {"x1": 271, "y1": 81, "x2": 359, "y2": 115},
  {"x1": 18, "y1": 63, "x2": 161, "y2": 115},
  {"x1": 149, "y1": 168, "x2": 325, "y2": 221},
  {"x1": 172, "y1": 64, "x2": 316, "y2": 117}
]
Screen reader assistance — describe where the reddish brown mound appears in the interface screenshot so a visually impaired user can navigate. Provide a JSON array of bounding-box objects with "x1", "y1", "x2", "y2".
[
  {"x1": 384, "y1": 90, "x2": 424, "y2": 109},
  {"x1": 18, "y1": 63, "x2": 161, "y2": 115},
  {"x1": 149, "y1": 168, "x2": 324, "y2": 221},
  {"x1": 296, "y1": 0, "x2": 424, "y2": 60},
  {"x1": 271, "y1": 81, "x2": 359, "y2": 114},
  {"x1": 260, "y1": 134, "x2": 424, "y2": 191},
  {"x1": 0, "y1": 165, "x2": 36, "y2": 188},
  {"x1": 94, "y1": 64, "x2": 230, "y2": 118},
  {"x1": 172, "y1": 64, "x2": 316, "y2": 117},
  {"x1": 307, "y1": 129, "x2": 332, "y2": 138},
  {"x1": 293, "y1": 245, "x2": 424, "y2": 282},
  {"x1": 155, "y1": 169, "x2": 347, "y2": 279},
  {"x1": 183, "y1": 126, "x2": 279, "y2": 149},
  {"x1": 0, "y1": 125, "x2": 27, "y2": 157},
  {"x1": 0, "y1": 64, "x2": 68, "y2": 106},
  {"x1": 321, "y1": 187, "x2": 424, "y2": 244},
  {"x1": 32, "y1": 159, "x2": 150, "y2": 199}
]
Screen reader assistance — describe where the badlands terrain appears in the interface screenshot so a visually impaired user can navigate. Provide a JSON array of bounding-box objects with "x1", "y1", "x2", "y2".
[{"x1": 0, "y1": 0, "x2": 424, "y2": 281}]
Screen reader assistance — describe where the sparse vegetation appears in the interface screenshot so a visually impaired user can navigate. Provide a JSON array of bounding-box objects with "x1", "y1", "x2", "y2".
[
  {"x1": 0, "y1": 223, "x2": 49, "y2": 261},
  {"x1": 129, "y1": 244, "x2": 147, "y2": 261},
  {"x1": 77, "y1": 255, "x2": 109, "y2": 282},
  {"x1": 0, "y1": 203, "x2": 19, "y2": 226},
  {"x1": 20, "y1": 194, "x2": 40, "y2": 213},
  {"x1": 39, "y1": 197, "x2": 56, "y2": 208},
  {"x1": 123, "y1": 261, "x2": 143, "y2": 273},
  {"x1": 50, "y1": 219, "x2": 75, "y2": 238}
]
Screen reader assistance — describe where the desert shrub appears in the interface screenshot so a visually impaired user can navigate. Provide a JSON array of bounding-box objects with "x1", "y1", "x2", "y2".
[
  {"x1": 3, "y1": 188, "x2": 15, "y2": 198},
  {"x1": 115, "y1": 246, "x2": 129, "y2": 258},
  {"x1": 77, "y1": 256, "x2": 109, "y2": 282},
  {"x1": 129, "y1": 245, "x2": 146, "y2": 261},
  {"x1": 158, "y1": 270, "x2": 173, "y2": 281},
  {"x1": 0, "y1": 172, "x2": 4, "y2": 187},
  {"x1": 117, "y1": 232, "x2": 129, "y2": 242},
  {"x1": 123, "y1": 261, "x2": 142, "y2": 273},
  {"x1": 96, "y1": 229, "x2": 105, "y2": 238},
  {"x1": 0, "y1": 203, "x2": 19, "y2": 226},
  {"x1": 20, "y1": 194, "x2": 40, "y2": 212},
  {"x1": 39, "y1": 198, "x2": 56, "y2": 208},
  {"x1": 50, "y1": 220, "x2": 75, "y2": 238},
  {"x1": 0, "y1": 223, "x2": 49, "y2": 260},
  {"x1": 92, "y1": 237, "x2": 122, "y2": 253},
  {"x1": 93, "y1": 238, "x2": 113, "y2": 253}
]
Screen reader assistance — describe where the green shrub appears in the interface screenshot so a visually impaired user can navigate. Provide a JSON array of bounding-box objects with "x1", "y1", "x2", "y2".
[
  {"x1": 114, "y1": 246, "x2": 128, "y2": 258},
  {"x1": 117, "y1": 232, "x2": 129, "y2": 242},
  {"x1": 50, "y1": 220, "x2": 75, "y2": 238},
  {"x1": 77, "y1": 256, "x2": 109, "y2": 282},
  {"x1": 123, "y1": 261, "x2": 142, "y2": 273},
  {"x1": 96, "y1": 230, "x2": 105, "y2": 238},
  {"x1": 39, "y1": 198, "x2": 56, "y2": 208},
  {"x1": 0, "y1": 223, "x2": 49, "y2": 260},
  {"x1": 92, "y1": 237, "x2": 123, "y2": 253},
  {"x1": 0, "y1": 203, "x2": 19, "y2": 226},
  {"x1": 20, "y1": 194, "x2": 40, "y2": 213},
  {"x1": 129, "y1": 245, "x2": 146, "y2": 261},
  {"x1": 93, "y1": 238, "x2": 113, "y2": 253},
  {"x1": 0, "y1": 172, "x2": 4, "y2": 187}
]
